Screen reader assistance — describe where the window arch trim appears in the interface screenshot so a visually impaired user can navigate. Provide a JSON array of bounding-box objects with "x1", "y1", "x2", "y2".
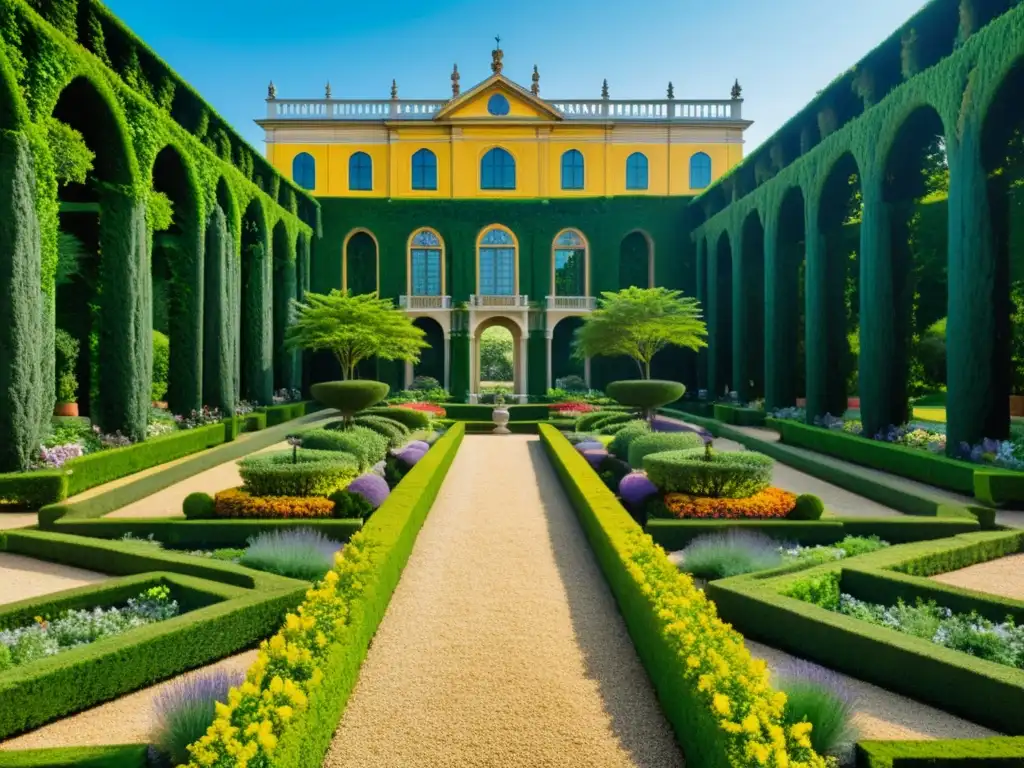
[
  {"x1": 626, "y1": 152, "x2": 649, "y2": 190},
  {"x1": 411, "y1": 148, "x2": 438, "y2": 191},
  {"x1": 406, "y1": 226, "x2": 446, "y2": 296},
  {"x1": 689, "y1": 151, "x2": 712, "y2": 190},
  {"x1": 560, "y1": 149, "x2": 585, "y2": 190},
  {"x1": 292, "y1": 152, "x2": 315, "y2": 191},
  {"x1": 349, "y1": 151, "x2": 373, "y2": 191},
  {"x1": 475, "y1": 224, "x2": 519, "y2": 295}
]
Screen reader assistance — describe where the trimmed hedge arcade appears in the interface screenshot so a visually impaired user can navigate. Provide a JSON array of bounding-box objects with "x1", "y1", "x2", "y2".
[
  {"x1": 0, "y1": 530, "x2": 309, "y2": 740},
  {"x1": 706, "y1": 531, "x2": 1024, "y2": 734},
  {"x1": 538, "y1": 425, "x2": 827, "y2": 768}
]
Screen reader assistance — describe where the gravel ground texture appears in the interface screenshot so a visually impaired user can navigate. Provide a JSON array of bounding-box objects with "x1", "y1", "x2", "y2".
[
  {"x1": 323, "y1": 434, "x2": 684, "y2": 768},
  {"x1": 746, "y1": 641, "x2": 996, "y2": 741},
  {"x1": 0, "y1": 650, "x2": 257, "y2": 750},
  {"x1": 0, "y1": 553, "x2": 107, "y2": 606},
  {"x1": 929, "y1": 553, "x2": 1024, "y2": 601},
  {"x1": 0, "y1": 512, "x2": 37, "y2": 530}
]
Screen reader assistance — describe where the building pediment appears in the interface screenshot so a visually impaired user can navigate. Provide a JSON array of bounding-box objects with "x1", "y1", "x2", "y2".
[{"x1": 434, "y1": 74, "x2": 563, "y2": 122}]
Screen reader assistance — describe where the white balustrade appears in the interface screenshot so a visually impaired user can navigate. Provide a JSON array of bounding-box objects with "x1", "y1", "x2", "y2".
[
  {"x1": 546, "y1": 296, "x2": 596, "y2": 311},
  {"x1": 399, "y1": 295, "x2": 452, "y2": 310},
  {"x1": 469, "y1": 294, "x2": 529, "y2": 309},
  {"x1": 265, "y1": 98, "x2": 743, "y2": 122}
]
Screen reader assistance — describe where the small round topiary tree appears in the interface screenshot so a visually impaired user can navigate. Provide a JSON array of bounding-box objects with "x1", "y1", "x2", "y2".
[
  {"x1": 643, "y1": 447, "x2": 773, "y2": 498},
  {"x1": 607, "y1": 420, "x2": 651, "y2": 460},
  {"x1": 183, "y1": 492, "x2": 216, "y2": 519},
  {"x1": 606, "y1": 380, "x2": 685, "y2": 421},
  {"x1": 788, "y1": 494, "x2": 825, "y2": 520},
  {"x1": 311, "y1": 381, "x2": 390, "y2": 427}
]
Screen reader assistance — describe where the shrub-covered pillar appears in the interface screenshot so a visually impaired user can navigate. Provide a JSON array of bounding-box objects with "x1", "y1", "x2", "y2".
[
  {"x1": 731, "y1": 223, "x2": 749, "y2": 403},
  {"x1": 803, "y1": 194, "x2": 828, "y2": 422},
  {"x1": 706, "y1": 237, "x2": 721, "y2": 397},
  {"x1": 166, "y1": 212, "x2": 204, "y2": 415},
  {"x1": 242, "y1": 223, "x2": 272, "y2": 404},
  {"x1": 274, "y1": 237, "x2": 300, "y2": 392},
  {"x1": 764, "y1": 209, "x2": 797, "y2": 410},
  {"x1": 203, "y1": 204, "x2": 234, "y2": 414},
  {"x1": 947, "y1": 131, "x2": 1004, "y2": 446},
  {"x1": 858, "y1": 170, "x2": 895, "y2": 438},
  {"x1": 0, "y1": 131, "x2": 47, "y2": 472},
  {"x1": 449, "y1": 331, "x2": 470, "y2": 401},
  {"x1": 695, "y1": 238, "x2": 708, "y2": 394},
  {"x1": 528, "y1": 329, "x2": 547, "y2": 397},
  {"x1": 97, "y1": 186, "x2": 150, "y2": 441}
]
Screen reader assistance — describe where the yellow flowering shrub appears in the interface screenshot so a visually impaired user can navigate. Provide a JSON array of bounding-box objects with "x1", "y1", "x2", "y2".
[
  {"x1": 185, "y1": 531, "x2": 378, "y2": 768},
  {"x1": 622, "y1": 527, "x2": 830, "y2": 768}
]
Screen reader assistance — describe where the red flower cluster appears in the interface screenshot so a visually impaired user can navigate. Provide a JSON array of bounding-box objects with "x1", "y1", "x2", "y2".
[
  {"x1": 393, "y1": 402, "x2": 446, "y2": 418},
  {"x1": 548, "y1": 401, "x2": 598, "y2": 413},
  {"x1": 662, "y1": 487, "x2": 797, "y2": 519}
]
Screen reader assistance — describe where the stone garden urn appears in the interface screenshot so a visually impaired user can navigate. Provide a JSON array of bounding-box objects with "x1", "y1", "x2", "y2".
[{"x1": 492, "y1": 396, "x2": 511, "y2": 434}]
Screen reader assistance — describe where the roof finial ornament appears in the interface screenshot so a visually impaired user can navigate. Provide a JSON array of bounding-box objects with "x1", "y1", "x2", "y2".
[
  {"x1": 531, "y1": 65, "x2": 540, "y2": 96},
  {"x1": 731, "y1": 79, "x2": 742, "y2": 99},
  {"x1": 267, "y1": 80, "x2": 277, "y2": 99},
  {"x1": 601, "y1": 79, "x2": 609, "y2": 99},
  {"x1": 667, "y1": 81, "x2": 674, "y2": 99},
  {"x1": 491, "y1": 35, "x2": 504, "y2": 75},
  {"x1": 451, "y1": 63, "x2": 461, "y2": 97},
  {"x1": 391, "y1": 79, "x2": 398, "y2": 99},
  {"x1": 325, "y1": 81, "x2": 332, "y2": 99}
]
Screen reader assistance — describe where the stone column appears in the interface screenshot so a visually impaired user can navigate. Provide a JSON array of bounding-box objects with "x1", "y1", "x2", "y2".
[
  {"x1": 545, "y1": 331, "x2": 553, "y2": 391},
  {"x1": 519, "y1": 333, "x2": 529, "y2": 397},
  {"x1": 584, "y1": 357, "x2": 592, "y2": 389},
  {"x1": 404, "y1": 360, "x2": 413, "y2": 390}
]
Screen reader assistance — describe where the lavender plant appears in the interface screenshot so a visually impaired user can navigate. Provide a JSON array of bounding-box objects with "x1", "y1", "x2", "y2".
[
  {"x1": 239, "y1": 529, "x2": 343, "y2": 581},
  {"x1": 774, "y1": 658, "x2": 859, "y2": 757},
  {"x1": 673, "y1": 530, "x2": 786, "y2": 580},
  {"x1": 151, "y1": 668, "x2": 246, "y2": 767}
]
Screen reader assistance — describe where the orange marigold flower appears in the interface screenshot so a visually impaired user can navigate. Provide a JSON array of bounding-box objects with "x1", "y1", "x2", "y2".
[
  {"x1": 663, "y1": 487, "x2": 796, "y2": 519},
  {"x1": 214, "y1": 487, "x2": 336, "y2": 519}
]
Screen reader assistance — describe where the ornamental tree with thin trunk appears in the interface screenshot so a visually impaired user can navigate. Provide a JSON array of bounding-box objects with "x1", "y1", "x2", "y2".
[
  {"x1": 285, "y1": 290, "x2": 428, "y2": 380},
  {"x1": 572, "y1": 287, "x2": 708, "y2": 378}
]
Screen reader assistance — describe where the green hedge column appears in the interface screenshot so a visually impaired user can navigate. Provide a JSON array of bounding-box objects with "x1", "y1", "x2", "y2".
[
  {"x1": 449, "y1": 331, "x2": 469, "y2": 401},
  {"x1": 273, "y1": 239, "x2": 299, "y2": 392},
  {"x1": 167, "y1": 215, "x2": 204, "y2": 416},
  {"x1": 242, "y1": 237, "x2": 272, "y2": 404},
  {"x1": 947, "y1": 135, "x2": 1003, "y2": 447},
  {"x1": 97, "y1": 186, "x2": 150, "y2": 441},
  {"x1": 824, "y1": 229, "x2": 850, "y2": 417},
  {"x1": 203, "y1": 205, "x2": 234, "y2": 414},
  {"x1": 858, "y1": 172, "x2": 895, "y2": 438},
  {"x1": 731, "y1": 224, "x2": 748, "y2": 402},
  {"x1": 706, "y1": 239, "x2": 721, "y2": 397},
  {"x1": 0, "y1": 131, "x2": 46, "y2": 472},
  {"x1": 804, "y1": 196, "x2": 828, "y2": 422},
  {"x1": 765, "y1": 213, "x2": 797, "y2": 410},
  {"x1": 695, "y1": 239, "x2": 708, "y2": 394},
  {"x1": 528, "y1": 330, "x2": 547, "y2": 397}
]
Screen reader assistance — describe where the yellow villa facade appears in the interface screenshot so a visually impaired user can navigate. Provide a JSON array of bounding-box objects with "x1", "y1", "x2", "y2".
[{"x1": 260, "y1": 47, "x2": 751, "y2": 199}]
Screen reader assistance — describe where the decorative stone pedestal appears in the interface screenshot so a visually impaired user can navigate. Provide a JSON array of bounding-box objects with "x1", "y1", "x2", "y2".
[{"x1": 492, "y1": 407, "x2": 511, "y2": 434}]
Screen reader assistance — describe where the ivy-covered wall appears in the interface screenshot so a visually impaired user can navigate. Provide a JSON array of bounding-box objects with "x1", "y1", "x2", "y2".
[{"x1": 0, "y1": 0, "x2": 319, "y2": 471}]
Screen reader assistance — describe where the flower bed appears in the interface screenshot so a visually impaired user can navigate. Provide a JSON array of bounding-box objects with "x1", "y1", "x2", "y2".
[
  {"x1": 212, "y1": 489, "x2": 337, "y2": 519},
  {"x1": 657, "y1": 488, "x2": 797, "y2": 519}
]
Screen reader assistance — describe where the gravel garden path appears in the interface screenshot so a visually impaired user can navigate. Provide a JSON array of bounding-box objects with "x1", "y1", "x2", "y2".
[
  {"x1": 929, "y1": 553, "x2": 1024, "y2": 601},
  {"x1": 323, "y1": 434, "x2": 684, "y2": 768},
  {"x1": 0, "y1": 512, "x2": 37, "y2": 530},
  {"x1": 0, "y1": 650, "x2": 257, "y2": 750},
  {"x1": 746, "y1": 640, "x2": 996, "y2": 741},
  {"x1": 0, "y1": 552, "x2": 107, "y2": 606}
]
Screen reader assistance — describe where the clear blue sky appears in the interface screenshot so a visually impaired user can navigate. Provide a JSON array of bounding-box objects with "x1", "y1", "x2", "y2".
[{"x1": 104, "y1": 0, "x2": 926, "y2": 156}]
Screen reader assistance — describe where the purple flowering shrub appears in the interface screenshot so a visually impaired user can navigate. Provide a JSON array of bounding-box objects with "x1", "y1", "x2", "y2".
[
  {"x1": 574, "y1": 440, "x2": 604, "y2": 453},
  {"x1": 581, "y1": 449, "x2": 608, "y2": 468},
  {"x1": 393, "y1": 445, "x2": 427, "y2": 467},
  {"x1": 35, "y1": 443, "x2": 83, "y2": 469},
  {"x1": 404, "y1": 440, "x2": 430, "y2": 452},
  {"x1": 151, "y1": 668, "x2": 247, "y2": 766},
  {"x1": 619, "y1": 472, "x2": 658, "y2": 508},
  {"x1": 347, "y1": 473, "x2": 390, "y2": 509}
]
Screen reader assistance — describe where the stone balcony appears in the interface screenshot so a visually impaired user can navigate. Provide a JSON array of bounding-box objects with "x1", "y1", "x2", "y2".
[
  {"x1": 399, "y1": 295, "x2": 452, "y2": 310},
  {"x1": 546, "y1": 296, "x2": 596, "y2": 311},
  {"x1": 468, "y1": 294, "x2": 530, "y2": 310}
]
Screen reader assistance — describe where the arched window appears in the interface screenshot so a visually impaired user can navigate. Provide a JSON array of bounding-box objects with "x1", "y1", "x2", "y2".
[
  {"x1": 409, "y1": 228, "x2": 443, "y2": 296},
  {"x1": 292, "y1": 153, "x2": 315, "y2": 190},
  {"x1": 349, "y1": 152, "x2": 372, "y2": 191},
  {"x1": 690, "y1": 152, "x2": 712, "y2": 189},
  {"x1": 480, "y1": 147, "x2": 516, "y2": 190},
  {"x1": 561, "y1": 150, "x2": 584, "y2": 190},
  {"x1": 626, "y1": 152, "x2": 648, "y2": 190},
  {"x1": 477, "y1": 226, "x2": 517, "y2": 295},
  {"x1": 553, "y1": 229, "x2": 587, "y2": 296},
  {"x1": 411, "y1": 149, "x2": 437, "y2": 191}
]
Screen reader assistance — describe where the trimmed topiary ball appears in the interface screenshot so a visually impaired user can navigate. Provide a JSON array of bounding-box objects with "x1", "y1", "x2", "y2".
[
  {"x1": 345, "y1": 473, "x2": 391, "y2": 509},
  {"x1": 628, "y1": 431, "x2": 706, "y2": 469},
  {"x1": 643, "y1": 448, "x2": 773, "y2": 498},
  {"x1": 311, "y1": 381, "x2": 390, "y2": 420},
  {"x1": 607, "y1": 420, "x2": 651, "y2": 459},
  {"x1": 581, "y1": 448, "x2": 608, "y2": 468},
  {"x1": 183, "y1": 492, "x2": 215, "y2": 519},
  {"x1": 619, "y1": 472, "x2": 659, "y2": 508},
  {"x1": 393, "y1": 445, "x2": 427, "y2": 467},
  {"x1": 789, "y1": 493, "x2": 826, "y2": 520},
  {"x1": 606, "y1": 379, "x2": 685, "y2": 417}
]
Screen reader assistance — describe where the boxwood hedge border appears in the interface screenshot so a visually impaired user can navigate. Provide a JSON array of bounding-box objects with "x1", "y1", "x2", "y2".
[
  {"x1": 0, "y1": 745, "x2": 148, "y2": 768},
  {"x1": 855, "y1": 737, "x2": 1024, "y2": 767}
]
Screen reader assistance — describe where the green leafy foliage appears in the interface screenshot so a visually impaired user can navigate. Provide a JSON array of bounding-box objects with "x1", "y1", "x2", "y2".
[
  {"x1": 182, "y1": 492, "x2": 215, "y2": 520},
  {"x1": 607, "y1": 379, "x2": 685, "y2": 417},
  {"x1": 573, "y1": 288, "x2": 707, "y2": 378},
  {"x1": 350, "y1": 414, "x2": 409, "y2": 448},
  {"x1": 479, "y1": 326, "x2": 514, "y2": 382},
  {"x1": 607, "y1": 419, "x2": 651, "y2": 460},
  {"x1": 777, "y1": 675, "x2": 857, "y2": 757},
  {"x1": 575, "y1": 410, "x2": 633, "y2": 433},
  {"x1": 54, "y1": 328, "x2": 78, "y2": 403},
  {"x1": 363, "y1": 406, "x2": 431, "y2": 431},
  {"x1": 287, "y1": 291, "x2": 428, "y2": 380},
  {"x1": 44, "y1": 117, "x2": 94, "y2": 186},
  {"x1": 627, "y1": 432, "x2": 705, "y2": 469},
  {"x1": 311, "y1": 381, "x2": 389, "y2": 425},
  {"x1": 151, "y1": 330, "x2": 169, "y2": 403},
  {"x1": 789, "y1": 494, "x2": 826, "y2": 520},
  {"x1": 329, "y1": 489, "x2": 375, "y2": 520},
  {"x1": 298, "y1": 426, "x2": 388, "y2": 469},
  {"x1": 643, "y1": 448, "x2": 774, "y2": 497}
]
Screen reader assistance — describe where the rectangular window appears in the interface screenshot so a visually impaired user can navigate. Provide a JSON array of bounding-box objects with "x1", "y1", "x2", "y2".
[
  {"x1": 412, "y1": 250, "x2": 441, "y2": 295},
  {"x1": 479, "y1": 248, "x2": 514, "y2": 295},
  {"x1": 412, "y1": 163, "x2": 437, "y2": 191}
]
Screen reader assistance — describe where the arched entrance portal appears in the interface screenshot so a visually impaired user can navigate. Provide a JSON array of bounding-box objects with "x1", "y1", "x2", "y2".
[
  {"x1": 413, "y1": 317, "x2": 445, "y2": 385},
  {"x1": 550, "y1": 316, "x2": 586, "y2": 390},
  {"x1": 472, "y1": 316, "x2": 525, "y2": 395}
]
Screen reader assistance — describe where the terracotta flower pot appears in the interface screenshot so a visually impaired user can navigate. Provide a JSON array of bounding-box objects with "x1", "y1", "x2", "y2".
[
  {"x1": 1011, "y1": 395, "x2": 1024, "y2": 418},
  {"x1": 54, "y1": 402, "x2": 79, "y2": 417}
]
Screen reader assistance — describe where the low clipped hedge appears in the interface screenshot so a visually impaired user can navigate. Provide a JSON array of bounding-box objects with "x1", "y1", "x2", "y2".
[
  {"x1": 712, "y1": 404, "x2": 767, "y2": 427},
  {"x1": 577, "y1": 410, "x2": 634, "y2": 433},
  {"x1": 442, "y1": 403, "x2": 550, "y2": 421},
  {"x1": 363, "y1": 406, "x2": 432, "y2": 431},
  {"x1": 706, "y1": 531, "x2": 1024, "y2": 734},
  {"x1": 607, "y1": 420, "x2": 650, "y2": 460},
  {"x1": 350, "y1": 415, "x2": 409, "y2": 447},
  {"x1": 238, "y1": 450, "x2": 359, "y2": 497},
  {"x1": 182, "y1": 423, "x2": 465, "y2": 768},
  {"x1": 311, "y1": 381, "x2": 389, "y2": 417},
  {"x1": 538, "y1": 425, "x2": 826, "y2": 768},
  {"x1": 298, "y1": 427, "x2": 388, "y2": 468},
  {"x1": 0, "y1": 531, "x2": 308, "y2": 740},
  {"x1": 244, "y1": 411, "x2": 268, "y2": 432},
  {"x1": 213, "y1": 488, "x2": 337, "y2": 519},
  {"x1": 856, "y1": 737, "x2": 1024, "y2": 766},
  {"x1": 259, "y1": 401, "x2": 309, "y2": 426},
  {"x1": 0, "y1": 745, "x2": 149, "y2": 768},
  {"x1": 974, "y1": 469, "x2": 1024, "y2": 507},
  {"x1": 0, "y1": 471, "x2": 67, "y2": 508},
  {"x1": 644, "y1": 448, "x2": 773, "y2": 497},
  {"x1": 628, "y1": 431, "x2": 705, "y2": 468}
]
